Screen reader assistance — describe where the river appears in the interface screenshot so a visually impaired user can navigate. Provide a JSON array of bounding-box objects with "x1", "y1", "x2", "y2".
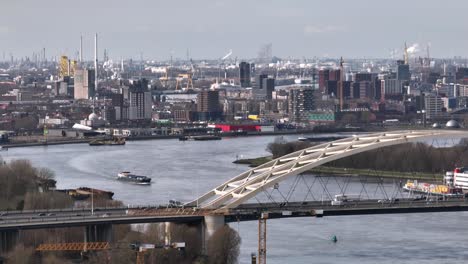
[{"x1": 3, "y1": 134, "x2": 468, "y2": 263}]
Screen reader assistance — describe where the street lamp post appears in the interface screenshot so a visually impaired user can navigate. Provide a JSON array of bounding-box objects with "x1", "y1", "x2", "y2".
[
  {"x1": 417, "y1": 110, "x2": 426, "y2": 127},
  {"x1": 91, "y1": 189, "x2": 94, "y2": 215}
]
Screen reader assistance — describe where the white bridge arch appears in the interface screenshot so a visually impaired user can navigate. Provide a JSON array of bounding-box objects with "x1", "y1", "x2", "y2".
[{"x1": 186, "y1": 130, "x2": 467, "y2": 210}]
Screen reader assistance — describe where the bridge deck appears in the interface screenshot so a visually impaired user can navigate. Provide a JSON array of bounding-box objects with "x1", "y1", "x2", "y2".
[{"x1": 1, "y1": 199, "x2": 468, "y2": 230}]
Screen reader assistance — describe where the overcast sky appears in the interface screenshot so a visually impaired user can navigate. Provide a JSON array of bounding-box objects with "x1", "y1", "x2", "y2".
[{"x1": 1, "y1": 0, "x2": 468, "y2": 61}]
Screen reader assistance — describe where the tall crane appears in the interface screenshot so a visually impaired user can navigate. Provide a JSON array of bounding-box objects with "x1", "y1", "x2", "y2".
[
  {"x1": 404, "y1": 42, "x2": 409, "y2": 65},
  {"x1": 339, "y1": 57, "x2": 344, "y2": 111},
  {"x1": 258, "y1": 213, "x2": 268, "y2": 264}
]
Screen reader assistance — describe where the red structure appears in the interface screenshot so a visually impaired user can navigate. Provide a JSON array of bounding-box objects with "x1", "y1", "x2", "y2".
[{"x1": 213, "y1": 124, "x2": 261, "y2": 132}]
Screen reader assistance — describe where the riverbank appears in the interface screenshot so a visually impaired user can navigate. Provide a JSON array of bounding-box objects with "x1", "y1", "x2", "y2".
[
  {"x1": 233, "y1": 156, "x2": 443, "y2": 182},
  {"x1": 0, "y1": 129, "x2": 359, "y2": 149}
]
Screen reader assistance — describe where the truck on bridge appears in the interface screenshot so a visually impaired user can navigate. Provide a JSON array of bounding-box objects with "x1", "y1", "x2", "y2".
[{"x1": 331, "y1": 194, "x2": 361, "y2": 206}]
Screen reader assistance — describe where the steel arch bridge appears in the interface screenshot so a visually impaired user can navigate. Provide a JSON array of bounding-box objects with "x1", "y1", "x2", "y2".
[{"x1": 186, "y1": 130, "x2": 468, "y2": 210}]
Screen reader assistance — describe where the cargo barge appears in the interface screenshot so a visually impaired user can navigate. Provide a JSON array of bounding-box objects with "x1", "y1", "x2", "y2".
[
  {"x1": 403, "y1": 180, "x2": 463, "y2": 197},
  {"x1": 89, "y1": 137, "x2": 126, "y2": 146},
  {"x1": 179, "y1": 135, "x2": 222, "y2": 141},
  {"x1": 117, "y1": 171, "x2": 151, "y2": 185}
]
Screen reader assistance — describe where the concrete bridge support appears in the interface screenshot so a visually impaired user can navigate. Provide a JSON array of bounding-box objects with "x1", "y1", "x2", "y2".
[
  {"x1": 84, "y1": 224, "x2": 113, "y2": 243},
  {"x1": 201, "y1": 215, "x2": 225, "y2": 254},
  {"x1": 162, "y1": 216, "x2": 225, "y2": 255},
  {"x1": 0, "y1": 229, "x2": 19, "y2": 254}
]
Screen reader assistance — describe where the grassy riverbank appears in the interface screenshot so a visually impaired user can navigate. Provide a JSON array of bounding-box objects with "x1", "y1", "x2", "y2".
[{"x1": 233, "y1": 156, "x2": 443, "y2": 182}]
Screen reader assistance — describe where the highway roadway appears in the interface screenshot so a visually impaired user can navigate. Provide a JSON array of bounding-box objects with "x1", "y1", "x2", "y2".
[{"x1": 2, "y1": 198, "x2": 468, "y2": 230}]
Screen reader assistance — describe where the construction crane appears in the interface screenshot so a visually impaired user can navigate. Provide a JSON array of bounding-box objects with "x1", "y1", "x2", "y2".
[
  {"x1": 159, "y1": 67, "x2": 170, "y2": 88},
  {"x1": 258, "y1": 212, "x2": 268, "y2": 264},
  {"x1": 339, "y1": 57, "x2": 344, "y2": 111},
  {"x1": 404, "y1": 42, "x2": 409, "y2": 65},
  {"x1": 175, "y1": 73, "x2": 194, "y2": 91},
  {"x1": 190, "y1": 59, "x2": 198, "y2": 81}
]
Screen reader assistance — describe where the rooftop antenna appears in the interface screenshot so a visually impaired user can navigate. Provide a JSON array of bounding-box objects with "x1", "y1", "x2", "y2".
[
  {"x1": 94, "y1": 33, "x2": 98, "y2": 92},
  {"x1": 80, "y1": 35, "x2": 83, "y2": 63}
]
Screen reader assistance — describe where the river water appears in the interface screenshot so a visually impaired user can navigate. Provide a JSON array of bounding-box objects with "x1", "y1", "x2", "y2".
[{"x1": 3, "y1": 134, "x2": 468, "y2": 263}]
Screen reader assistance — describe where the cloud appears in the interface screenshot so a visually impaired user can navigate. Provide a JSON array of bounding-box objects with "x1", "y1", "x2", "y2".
[{"x1": 303, "y1": 25, "x2": 344, "y2": 34}]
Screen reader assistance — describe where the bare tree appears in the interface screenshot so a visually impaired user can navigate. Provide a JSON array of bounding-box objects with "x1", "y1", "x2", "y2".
[{"x1": 207, "y1": 225, "x2": 241, "y2": 264}]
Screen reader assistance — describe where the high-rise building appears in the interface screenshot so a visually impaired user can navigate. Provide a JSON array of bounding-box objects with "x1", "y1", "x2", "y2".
[
  {"x1": 252, "y1": 74, "x2": 269, "y2": 99},
  {"x1": 397, "y1": 60, "x2": 410, "y2": 81},
  {"x1": 262, "y1": 78, "x2": 275, "y2": 100},
  {"x1": 318, "y1": 69, "x2": 330, "y2": 92},
  {"x1": 358, "y1": 81, "x2": 372, "y2": 99},
  {"x1": 239, "y1": 62, "x2": 251, "y2": 87},
  {"x1": 329, "y1": 69, "x2": 341, "y2": 81},
  {"x1": 74, "y1": 68, "x2": 95, "y2": 100},
  {"x1": 128, "y1": 79, "x2": 152, "y2": 120},
  {"x1": 129, "y1": 90, "x2": 152, "y2": 120},
  {"x1": 255, "y1": 74, "x2": 268, "y2": 89},
  {"x1": 424, "y1": 94, "x2": 443, "y2": 119},
  {"x1": 326, "y1": 80, "x2": 338, "y2": 96},
  {"x1": 288, "y1": 87, "x2": 314, "y2": 123},
  {"x1": 455, "y1": 67, "x2": 468, "y2": 80},
  {"x1": 197, "y1": 90, "x2": 221, "y2": 121},
  {"x1": 343, "y1": 81, "x2": 352, "y2": 97},
  {"x1": 382, "y1": 79, "x2": 403, "y2": 98},
  {"x1": 352, "y1": 82, "x2": 360, "y2": 98},
  {"x1": 354, "y1": 73, "x2": 373, "y2": 82},
  {"x1": 374, "y1": 78, "x2": 382, "y2": 100}
]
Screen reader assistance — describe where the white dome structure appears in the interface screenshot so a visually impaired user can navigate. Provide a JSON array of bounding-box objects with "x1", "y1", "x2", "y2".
[
  {"x1": 432, "y1": 123, "x2": 441, "y2": 129},
  {"x1": 88, "y1": 113, "x2": 99, "y2": 121},
  {"x1": 446, "y1": 120, "x2": 460, "y2": 128}
]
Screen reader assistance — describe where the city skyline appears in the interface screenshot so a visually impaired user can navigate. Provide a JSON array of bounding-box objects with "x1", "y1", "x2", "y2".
[{"x1": 1, "y1": 0, "x2": 468, "y2": 60}]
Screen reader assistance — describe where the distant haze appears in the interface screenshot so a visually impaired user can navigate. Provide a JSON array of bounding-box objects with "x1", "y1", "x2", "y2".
[{"x1": 1, "y1": 0, "x2": 468, "y2": 60}]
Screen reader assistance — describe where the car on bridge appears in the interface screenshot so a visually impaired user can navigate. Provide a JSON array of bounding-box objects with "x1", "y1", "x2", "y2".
[{"x1": 331, "y1": 194, "x2": 361, "y2": 206}]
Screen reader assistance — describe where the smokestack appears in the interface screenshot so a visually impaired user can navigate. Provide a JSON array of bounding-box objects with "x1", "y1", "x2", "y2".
[
  {"x1": 94, "y1": 33, "x2": 98, "y2": 92},
  {"x1": 80, "y1": 35, "x2": 83, "y2": 63}
]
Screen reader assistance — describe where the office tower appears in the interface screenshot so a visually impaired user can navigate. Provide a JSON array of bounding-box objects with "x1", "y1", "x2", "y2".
[
  {"x1": 197, "y1": 90, "x2": 221, "y2": 121},
  {"x1": 128, "y1": 79, "x2": 152, "y2": 120},
  {"x1": 74, "y1": 68, "x2": 95, "y2": 99},
  {"x1": 288, "y1": 87, "x2": 314, "y2": 123},
  {"x1": 239, "y1": 62, "x2": 251, "y2": 87},
  {"x1": 396, "y1": 60, "x2": 410, "y2": 81}
]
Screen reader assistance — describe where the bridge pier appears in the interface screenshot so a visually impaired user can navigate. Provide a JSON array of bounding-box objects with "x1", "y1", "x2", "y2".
[
  {"x1": 84, "y1": 224, "x2": 113, "y2": 244},
  {"x1": 201, "y1": 215, "x2": 225, "y2": 254},
  {"x1": 0, "y1": 229, "x2": 19, "y2": 254}
]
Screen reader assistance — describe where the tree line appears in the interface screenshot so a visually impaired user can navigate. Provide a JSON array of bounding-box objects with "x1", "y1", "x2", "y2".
[
  {"x1": 266, "y1": 138, "x2": 468, "y2": 173},
  {"x1": 0, "y1": 160, "x2": 241, "y2": 264}
]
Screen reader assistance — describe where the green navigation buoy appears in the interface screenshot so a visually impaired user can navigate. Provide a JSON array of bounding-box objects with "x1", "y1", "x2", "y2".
[{"x1": 331, "y1": 235, "x2": 338, "y2": 243}]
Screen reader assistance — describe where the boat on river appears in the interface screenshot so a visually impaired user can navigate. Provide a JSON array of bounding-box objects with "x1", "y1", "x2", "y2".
[
  {"x1": 89, "y1": 137, "x2": 126, "y2": 146},
  {"x1": 117, "y1": 171, "x2": 151, "y2": 185},
  {"x1": 179, "y1": 135, "x2": 222, "y2": 141}
]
